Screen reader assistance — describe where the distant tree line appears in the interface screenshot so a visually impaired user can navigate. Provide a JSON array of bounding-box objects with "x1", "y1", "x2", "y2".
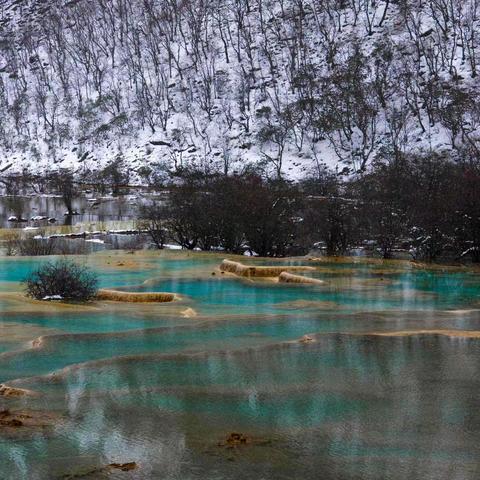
[
  {"x1": 139, "y1": 152, "x2": 480, "y2": 262},
  {"x1": 0, "y1": 158, "x2": 129, "y2": 197},
  {"x1": 2, "y1": 149, "x2": 479, "y2": 263}
]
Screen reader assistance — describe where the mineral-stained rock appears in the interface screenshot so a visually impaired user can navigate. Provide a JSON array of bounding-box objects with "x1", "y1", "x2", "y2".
[
  {"x1": 0, "y1": 411, "x2": 24, "y2": 428},
  {"x1": 0, "y1": 384, "x2": 34, "y2": 397},
  {"x1": 5, "y1": 418, "x2": 23, "y2": 427},
  {"x1": 225, "y1": 432, "x2": 249, "y2": 445}
]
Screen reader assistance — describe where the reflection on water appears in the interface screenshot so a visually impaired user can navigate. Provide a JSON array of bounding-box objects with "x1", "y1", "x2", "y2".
[
  {"x1": 0, "y1": 195, "x2": 137, "y2": 228},
  {"x1": 0, "y1": 252, "x2": 480, "y2": 479}
]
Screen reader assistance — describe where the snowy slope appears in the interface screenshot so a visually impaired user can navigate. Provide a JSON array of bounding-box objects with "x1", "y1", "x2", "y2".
[{"x1": 0, "y1": 0, "x2": 478, "y2": 181}]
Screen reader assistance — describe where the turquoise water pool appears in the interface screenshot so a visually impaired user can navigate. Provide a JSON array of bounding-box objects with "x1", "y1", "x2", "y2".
[{"x1": 0, "y1": 252, "x2": 480, "y2": 479}]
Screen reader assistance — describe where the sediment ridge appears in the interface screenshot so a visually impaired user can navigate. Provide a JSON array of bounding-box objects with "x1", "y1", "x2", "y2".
[
  {"x1": 8, "y1": 329, "x2": 480, "y2": 389},
  {"x1": 219, "y1": 259, "x2": 315, "y2": 278},
  {"x1": 361, "y1": 329, "x2": 480, "y2": 339},
  {"x1": 278, "y1": 272, "x2": 324, "y2": 285},
  {"x1": 96, "y1": 289, "x2": 177, "y2": 303}
]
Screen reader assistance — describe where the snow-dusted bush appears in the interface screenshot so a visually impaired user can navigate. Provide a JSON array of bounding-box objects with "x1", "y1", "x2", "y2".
[{"x1": 24, "y1": 260, "x2": 98, "y2": 301}]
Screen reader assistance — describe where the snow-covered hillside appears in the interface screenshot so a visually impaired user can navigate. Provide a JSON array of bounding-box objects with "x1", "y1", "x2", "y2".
[{"x1": 0, "y1": 0, "x2": 479, "y2": 181}]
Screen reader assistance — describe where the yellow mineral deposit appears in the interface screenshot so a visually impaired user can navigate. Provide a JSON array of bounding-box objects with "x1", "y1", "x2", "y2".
[
  {"x1": 96, "y1": 289, "x2": 177, "y2": 303},
  {"x1": 278, "y1": 272, "x2": 324, "y2": 284},
  {"x1": 0, "y1": 384, "x2": 36, "y2": 398},
  {"x1": 182, "y1": 307, "x2": 198, "y2": 318},
  {"x1": 219, "y1": 259, "x2": 315, "y2": 278}
]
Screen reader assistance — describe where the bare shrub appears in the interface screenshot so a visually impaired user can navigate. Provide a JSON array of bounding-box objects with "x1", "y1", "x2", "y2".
[
  {"x1": 5, "y1": 234, "x2": 88, "y2": 256},
  {"x1": 138, "y1": 201, "x2": 167, "y2": 249},
  {"x1": 24, "y1": 260, "x2": 98, "y2": 301}
]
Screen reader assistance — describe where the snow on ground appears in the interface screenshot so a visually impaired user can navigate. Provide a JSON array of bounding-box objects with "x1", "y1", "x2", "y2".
[{"x1": 0, "y1": 0, "x2": 478, "y2": 181}]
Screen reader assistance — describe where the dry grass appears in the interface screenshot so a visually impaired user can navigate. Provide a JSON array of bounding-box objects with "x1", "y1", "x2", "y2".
[{"x1": 96, "y1": 289, "x2": 176, "y2": 303}]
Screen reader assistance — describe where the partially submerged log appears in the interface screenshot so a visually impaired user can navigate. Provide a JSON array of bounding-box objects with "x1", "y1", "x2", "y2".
[
  {"x1": 96, "y1": 289, "x2": 176, "y2": 303},
  {"x1": 219, "y1": 259, "x2": 315, "y2": 278}
]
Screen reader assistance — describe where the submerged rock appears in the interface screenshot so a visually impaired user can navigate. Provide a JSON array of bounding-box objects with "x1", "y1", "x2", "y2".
[
  {"x1": 225, "y1": 432, "x2": 249, "y2": 446},
  {"x1": 216, "y1": 432, "x2": 272, "y2": 450},
  {"x1": 299, "y1": 335, "x2": 314, "y2": 344},
  {"x1": 108, "y1": 462, "x2": 137, "y2": 472},
  {"x1": 0, "y1": 411, "x2": 23, "y2": 427},
  {"x1": 61, "y1": 462, "x2": 138, "y2": 479},
  {"x1": 0, "y1": 409, "x2": 59, "y2": 436}
]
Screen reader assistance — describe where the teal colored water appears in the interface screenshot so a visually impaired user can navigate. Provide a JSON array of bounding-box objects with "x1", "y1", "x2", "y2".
[
  {"x1": 0, "y1": 257, "x2": 49, "y2": 283},
  {"x1": 0, "y1": 316, "x2": 347, "y2": 382},
  {"x1": 5, "y1": 336, "x2": 480, "y2": 480},
  {"x1": 96, "y1": 256, "x2": 220, "y2": 288},
  {"x1": 1, "y1": 253, "x2": 480, "y2": 480},
  {"x1": 0, "y1": 254, "x2": 219, "y2": 287},
  {"x1": 133, "y1": 272, "x2": 480, "y2": 313},
  {"x1": 1, "y1": 311, "x2": 179, "y2": 335}
]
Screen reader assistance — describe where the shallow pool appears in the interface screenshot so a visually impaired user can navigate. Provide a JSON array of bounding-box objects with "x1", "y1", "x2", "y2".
[{"x1": 0, "y1": 252, "x2": 479, "y2": 479}]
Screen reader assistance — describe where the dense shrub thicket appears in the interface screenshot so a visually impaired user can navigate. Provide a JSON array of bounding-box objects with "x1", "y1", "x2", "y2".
[
  {"x1": 141, "y1": 152, "x2": 480, "y2": 262},
  {"x1": 24, "y1": 260, "x2": 98, "y2": 301}
]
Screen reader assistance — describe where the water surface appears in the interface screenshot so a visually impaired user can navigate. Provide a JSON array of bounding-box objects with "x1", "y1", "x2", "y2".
[{"x1": 0, "y1": 252, "x2": 479, "y2": 479}]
